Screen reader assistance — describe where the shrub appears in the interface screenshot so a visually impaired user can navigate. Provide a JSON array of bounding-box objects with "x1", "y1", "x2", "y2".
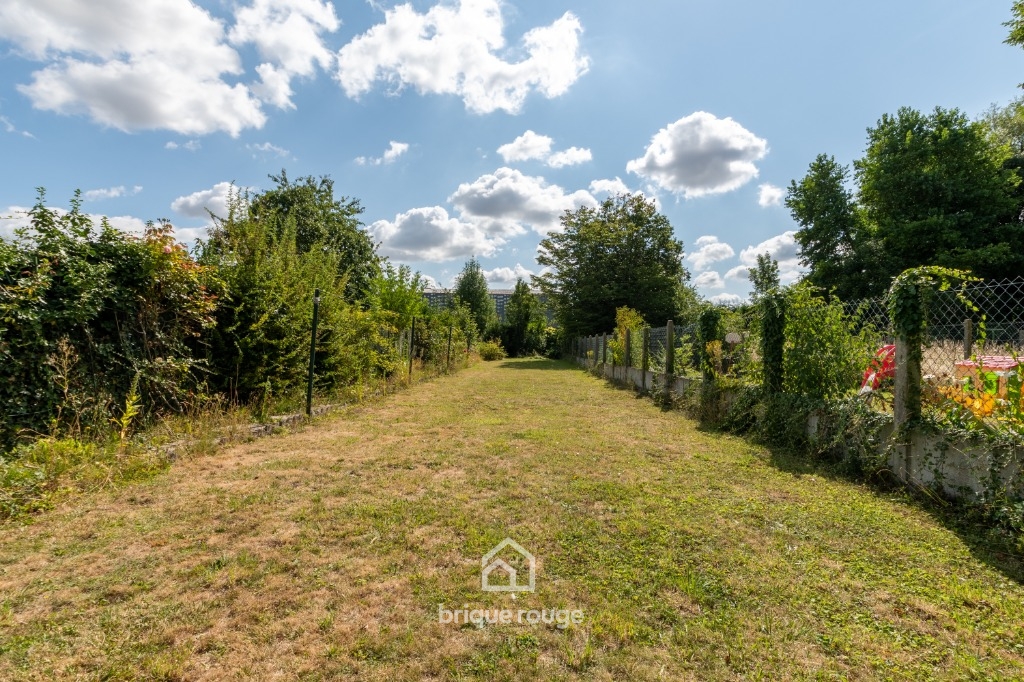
[
  {"x1": 783, "y1": 283, "x2": 878, "y2": 401},
  {"x1": 478, "y1": 340, "x2": 507, "y2": 361}
]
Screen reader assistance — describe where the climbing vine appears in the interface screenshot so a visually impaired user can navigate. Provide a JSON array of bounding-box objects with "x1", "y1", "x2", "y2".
[{"x1": 886, "y1": 266, "x2": 979, "y2": 421}]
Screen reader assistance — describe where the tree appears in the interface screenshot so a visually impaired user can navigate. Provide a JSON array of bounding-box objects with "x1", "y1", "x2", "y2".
[
  {"x1": 856, "y1": 106, "x2": 1024, "y2": 283},
  {"x1": 786, "y1": 154, "x2": 884, "y2": 300},
  {"x1": 246, "y1": 170, "x2": 380, "y2": 302},
  {"x1": 535, "y1": 193, "x2": 689, "y2": 338},
  {"x1": 500, "y1": 279, "x2": 545, "y2": 356},
  {"x1": 452, "y1": 257, "x2": 496, "y2": 336},
  {"x1": 747, "y1": 253, "x2": 780, "y2": 303},
  {"x1": 367, "y1": 262, "x2": 427, "y2": 330}
]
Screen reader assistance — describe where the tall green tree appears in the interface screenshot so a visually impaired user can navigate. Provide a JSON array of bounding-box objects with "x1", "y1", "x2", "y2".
[
  {"x1": 452, "y1": 258, "x2": 496, "y2": 336},
  {"x1": 855, "y1": 106, "x2": 1024, "y2": 283},
  {"x1": 500, "y1": 279, "x2": 545, "y2": 356},
  {"x1": 786, "y1": 154, "x2": 884, "y2": 300},
  {"x1": 367, "y1": 262, "x2": 427, "y2": 330},
  {"x1": 246, "y1": 171, "x2": 380, "y2": 302},
  {"x1": 535, "y1": 193, "x2": 689, "y2": 338},
  {"x1": 747, "y1": 253, "x2": 781, "y2": 303}
]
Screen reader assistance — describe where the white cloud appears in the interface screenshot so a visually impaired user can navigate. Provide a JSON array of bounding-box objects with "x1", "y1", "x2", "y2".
[
  {"x1": 83, "y1": 185, "x2": 142, "y2": 201},
  {"x1": 449, "y1": 167, "x2": 597, "y2": 236},
  {"x1": 2, "y1": 0, "x2": 270, "y2": 136},
  {"x1": 497, "y1": 130, "x2": 591, "y2": 167},
  {"x1": 588, "y1": 177, "x2": 631, "y2": 196},
  {"x1": 0, "y1": 115, "x2": 33, "y2": 138},
  {"x1": 693, "y1": 270, "x2": 725, "y2": 289},
  {"x1": 547, "y1": 146, "x2": 592, "y2": 168},
  {"x1": 229, "y1": 0, "x2": 339, "y2": 110},
  {"x1": 710, "y1": 293, "x2": 743, "y2": 306},
  {"x1": 758, "y1": 183, "x2": 785, "y2": 208},
  {"x1": 171, "y1": 181, "x2": 239, "y2": 220},
  {"x1": 626, "y1": 112, "x2": 768, "y2": 198},
  {"x1": 686, "y1": 235, "x2": 735, "y2": 272},
  {"x1": 367, "y1": 206, "x2": 501, "y2": 262},
  {"x1": 336, "y1": 0, "x2": 589, "y2": 114},
  {"x1": 247, "y1": 141, "x2": 291, "y2": 158},
  {"x1": 356, "y1": 140, "x2": 410, "y2": 166},
  {"x1": 484, "y1": 263, "x2": 536, "y2": 286},
  {"x1": 166, "y1": 139, "x2": 201, "y2": 151},
  {"x1": 497, "y1": 130, "x2": 553, "y2": 163},
  {"x1": 739, "y1": 230, "x2": 803, "y2": 281},
  {"x1": 725, "y1": 265, "x2": 750, "y2": 281}
]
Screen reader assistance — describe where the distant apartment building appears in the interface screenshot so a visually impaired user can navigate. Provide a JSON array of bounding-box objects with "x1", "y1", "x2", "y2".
[{"x1": 423, "y1": 288, "x2": 550, "y2": 323}]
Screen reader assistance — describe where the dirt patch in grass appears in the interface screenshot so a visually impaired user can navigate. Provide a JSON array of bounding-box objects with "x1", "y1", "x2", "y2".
[{"x1": 0, "y1": 359, "x2": 1022, "y2": 680}]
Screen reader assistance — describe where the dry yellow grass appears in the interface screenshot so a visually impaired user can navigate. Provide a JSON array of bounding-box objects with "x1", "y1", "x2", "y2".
[{"x1": 0, "y1": 359, "x2": 1022, "y2": 680}]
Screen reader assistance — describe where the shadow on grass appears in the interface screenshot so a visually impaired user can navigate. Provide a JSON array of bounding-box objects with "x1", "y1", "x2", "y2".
[
  {"x1": 762, "y1": 440, "x2": 1024, "y2": 585},
  {"x1": 495, "y1": 358, "x2": 575, "y2": 371},
  {"x1": 581, "y1": 363, "x2": 1024, "y2": 584}
]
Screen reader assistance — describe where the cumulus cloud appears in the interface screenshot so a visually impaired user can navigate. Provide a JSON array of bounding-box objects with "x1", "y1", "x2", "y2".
[
  {"x1": 725, "y1": 265, "x2": 750, "y2": 281},
  {"x1": 171, "y1": 181, "x2": 240, "y2": 220},
  {"x1": 484, "y1": 263, "x2": 536, "y2": 286},
  {"x1": 686, "y1": 235, "x2": 735, "y2": 272},
  {"x1": 693, "y1": 270, "x2": 725, "y2": 289},
  {"x1": 449, "y1": 167, "x2": 597, "y2": 236},
  {"x1": 367, "y1": 206, "x2": 502, "y2": 262},
  {"x1": 626, "y1": 112, "x2": 768, "y2": 198},
  {"x1": 356, "y1": 141, "x2": 410, "y2": 166},
  {"x1": 2, "y1": 0, "x2": 267, "y2": 136},
  {"x1": 710, "y1": 293, "x2": 743, "y2": 306},
  {"x1": 758, "y1": 183, "x2": 785, "y2": 208},
  {"x1": 588, "y1": 177, "x2": 631, "y2": 196},
  {"x1": 497, "y1": 130, "x2": 553, "y2": 163},
  {"x1": 497, "y1": 130, "x2": 590, "y2": 167},
  {"x1": 739, "y1": 230, "x2": 803, "y2": 281},
  {"x1": 229, "y1": 0, "x2": 340, "y2": 109},
  {"x1": 336, "y1": 0, "x2": 589, "y2": 114},
  {"x1": 547, "y1": 146, "x2": 592, "y2": 168},
  {"x1": 83, "y1": 185, "x2": 142, "y2": 201},
  {"x1": 0, "y1": 0, "x2": 342, "y2": 135}
]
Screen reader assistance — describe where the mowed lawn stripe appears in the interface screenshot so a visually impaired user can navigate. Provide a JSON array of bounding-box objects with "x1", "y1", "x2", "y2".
[{"x1": 0, "y1": 358, "x2": 1021, "y2": 680}]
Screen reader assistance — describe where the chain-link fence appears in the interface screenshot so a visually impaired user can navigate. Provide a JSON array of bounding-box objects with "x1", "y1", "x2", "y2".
[{"x1": 922, "y1": 278, "x2": 1024, "y2": 382}]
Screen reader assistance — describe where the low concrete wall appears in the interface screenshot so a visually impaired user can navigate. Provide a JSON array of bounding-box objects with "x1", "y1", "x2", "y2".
[{"x1": 577, "y1": 357, "x2": 1023, "y2": 501}]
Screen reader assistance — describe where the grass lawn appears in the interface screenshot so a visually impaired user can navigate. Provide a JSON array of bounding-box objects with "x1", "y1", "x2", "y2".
[{"x1": 1, "y1": 358, "x2": 1022, "y2": 680}]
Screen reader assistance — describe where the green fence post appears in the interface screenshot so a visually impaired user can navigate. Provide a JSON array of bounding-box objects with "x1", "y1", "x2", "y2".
[{"x1": 306, "y1": 288, "x2": 321, "y2": 418}]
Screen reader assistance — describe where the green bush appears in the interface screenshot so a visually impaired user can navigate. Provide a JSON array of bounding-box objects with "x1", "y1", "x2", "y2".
[
  {"x1": 0, "y1": 191, "x2": 218, "y2": 448},
  {"x1": 783, "y1": 283, "x2": 878, "y2": 401},
  {"x1": 478, "y1": 340, "x2": 507, "y2": 361}
]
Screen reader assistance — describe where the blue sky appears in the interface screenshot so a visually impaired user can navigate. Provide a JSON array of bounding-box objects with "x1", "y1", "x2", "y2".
[{"x1": 1, "y1": 0, "x2": 1022, "y2": 303}]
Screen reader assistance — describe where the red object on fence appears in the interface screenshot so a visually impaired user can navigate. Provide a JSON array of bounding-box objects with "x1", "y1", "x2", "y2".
[{"x1": 861, "y1": 344, "x2": 896, "y2": 391}]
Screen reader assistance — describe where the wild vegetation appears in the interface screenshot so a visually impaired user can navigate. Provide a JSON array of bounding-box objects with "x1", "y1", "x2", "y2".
[{"x1": 1, "y1": 359, "x2": 1020, "y2": 680}]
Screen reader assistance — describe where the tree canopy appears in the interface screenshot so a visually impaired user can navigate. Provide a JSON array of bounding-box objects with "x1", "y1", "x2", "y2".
[
  {"x1": 535, "y1": 193, "x2": 689, "y2": 338},
  {"x1": 452, "y1": 258, "x2": 496, "y2": 336},
  {"x1": 246, "y1": 171, "x2": 380, "y2": 302},
  {"x1": 788, "y1": 107, "x2": 1024, "y2": 299}
]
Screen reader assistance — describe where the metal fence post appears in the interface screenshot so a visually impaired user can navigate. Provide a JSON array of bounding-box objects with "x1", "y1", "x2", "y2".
[
  {"x1": 446, "y1": 324, "x2": 453, "y2": 372},
  {"x1": 665, "y1": 320, "x2": 675, "y2": 403},
  {"x1": 641, "y1": 327, "x2": 649, "y2": 392},
  {"x1": 408, "y1": 316, "x2": 416, "y2": 379},
  {"x1": 306, "y1": 288, "x2": 321, "y2": 418}
]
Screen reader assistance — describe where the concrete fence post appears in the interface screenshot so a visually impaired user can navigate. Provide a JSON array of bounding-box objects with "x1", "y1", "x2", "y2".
[{"x1": 963, "y1": 319, "x2": 973, "y2": 360}]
